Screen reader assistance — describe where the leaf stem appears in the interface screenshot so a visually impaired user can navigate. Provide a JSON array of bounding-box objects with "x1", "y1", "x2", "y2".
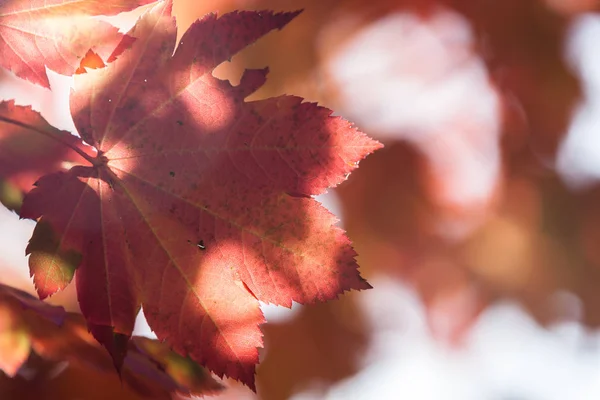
[{"x1": 0, "y1": 115, "x2": 96, "y2": 165}]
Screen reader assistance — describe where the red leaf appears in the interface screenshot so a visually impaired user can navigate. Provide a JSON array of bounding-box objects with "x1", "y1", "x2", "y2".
[
  {"x1": 19, "y1": 0, "x2": 381, "y2": 389},
  {"x1": 0, "y1": 100, "x2": 96, "y2": 209},
  {"x1": 0, "y1": 0, "x2": 156, "y2": 88},
  {"x1": 0, "y1": 282, "x2": 223, "y2": 398}
]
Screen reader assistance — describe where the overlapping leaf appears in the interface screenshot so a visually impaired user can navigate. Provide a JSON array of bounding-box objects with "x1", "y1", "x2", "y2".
[
  {"x1": 16, "y1": 0, "x2": 380, "y2": 389},
  {"x1": 0, "y1": 100, "x2": 94, "y2": 210},
  {"x1": 0, "y1": 0, "x2": 156, "y2": 87},
  {"x1": 0, "y1": 282, "x2": 223, "y2": 398}
]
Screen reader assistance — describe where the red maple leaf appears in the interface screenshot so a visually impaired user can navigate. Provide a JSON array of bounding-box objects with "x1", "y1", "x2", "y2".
[
  {"x1": 0, "y1": 282, "x2": 223, "y2": 398},
  {"x1": 0, "y1": 0, "x2": 156, "y2": 88},
  {"x1": 17, "y1": 0, "x2": 381, "y2": 389},
  {"x1": 0, "y1": 100, "x2": 95, "y2": 207}
]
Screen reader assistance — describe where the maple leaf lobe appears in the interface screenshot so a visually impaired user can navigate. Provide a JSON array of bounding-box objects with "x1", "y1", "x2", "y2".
[
  {"x1": 26, "y1": 220, "x2": 81, "y2": 299},
  {"x1": 0, "y1": 100, "x2": 93, "y2": 201}
]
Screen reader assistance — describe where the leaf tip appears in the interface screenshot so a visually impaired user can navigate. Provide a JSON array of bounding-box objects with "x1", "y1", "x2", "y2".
[
  {"x1": 271, "y1": 9, "x2": 303, "y2": 32},
  {"x1": 357, "y1": 276, "x2": 373, "y2": 291},
  {"x1": 282, "y1": 9, "x2": 303, "y2": 24},
  {"x1": 90, "y1": 324, "x2": 130, "y2": 375}
]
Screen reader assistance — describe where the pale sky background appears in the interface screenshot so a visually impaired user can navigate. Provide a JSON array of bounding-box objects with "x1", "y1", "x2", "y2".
[{"x1": 2, "y1": 5, "x2": 600, "y2": 400}]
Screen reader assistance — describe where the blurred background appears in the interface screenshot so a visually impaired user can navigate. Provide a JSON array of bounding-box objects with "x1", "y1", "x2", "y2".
[{"x1": 3, "y1": 0, "x2": 600, "y2": 398}]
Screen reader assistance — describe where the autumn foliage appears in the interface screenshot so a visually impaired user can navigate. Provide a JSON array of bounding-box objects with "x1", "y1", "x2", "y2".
[
  {"x1": 0, "y1": 0, "x2": 382, "y2": 396},
  {"x1": 2, "y1": 0, "x2": 600, "y2": 398}
]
